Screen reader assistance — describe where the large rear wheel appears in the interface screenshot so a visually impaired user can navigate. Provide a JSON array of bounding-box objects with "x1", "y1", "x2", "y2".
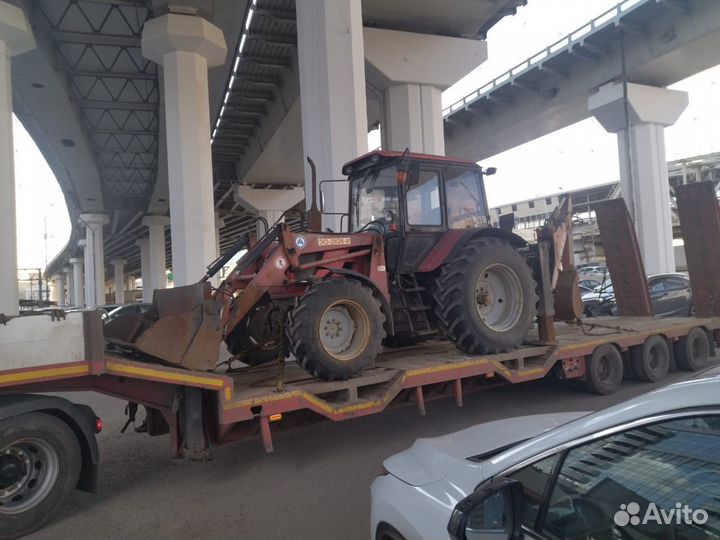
[
  {"x1": 434, "y1": 237, "x2": 536, "y2": 354},
  {"x1": 289, "y1": 279, "x2": 386, "y2": 380}
]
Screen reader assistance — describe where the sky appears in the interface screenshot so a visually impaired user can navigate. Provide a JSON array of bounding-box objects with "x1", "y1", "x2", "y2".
[{"x1": 13, "y1": 0, "x2": 720, "y2": 268}]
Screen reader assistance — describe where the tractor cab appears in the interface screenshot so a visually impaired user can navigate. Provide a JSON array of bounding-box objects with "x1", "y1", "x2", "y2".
[{"x1": 344, "y1": 150, "x2": 493, "y2": 273}]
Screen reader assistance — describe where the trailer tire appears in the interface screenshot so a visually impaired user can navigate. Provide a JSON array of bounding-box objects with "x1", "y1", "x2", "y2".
[
  {"x1": 289, "y1": 279, "x2": 386, "y2": 381},
  {"x1": 631, "y1": 335, "x2": 670, "y2": 382},
  {"x1": 675, "y1": 328, "x2": 711, "y2": 372},
  {"x1": 434, "y1": 237, "x2": 536, "y2": 355},
  {"x1": 0, "y1": 412, "x2": 81, "y2": 540},
  {"x1": 584, "y1": 344, "x2": 623, "y2": 395}
]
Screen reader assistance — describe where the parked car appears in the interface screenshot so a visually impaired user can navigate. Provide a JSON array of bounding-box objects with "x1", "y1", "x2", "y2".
[
  {"x1": 371, "y1": 367, "x2": 720, "y2": 540},
  {"x1": 578, "y1": 279, "x2": 601, "y2": 290},
  {"x1": 584, "y1": 273, "x2": 694, "y2": 317},
  {"x1": 581, "y1": 281, "x2": 614, "y2": 315},
  {"x1": 577, "y1": 265, "x2": 609, "y2": 285},
  {"x1": 103, "y1": 303, "x2": 152, "y2": 323}
]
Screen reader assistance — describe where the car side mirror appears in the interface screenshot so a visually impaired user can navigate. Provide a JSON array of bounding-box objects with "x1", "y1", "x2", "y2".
[
  {"x1": 484, "y1": 167, "x2": 497, "y2": 176},
  {"x1": 448, "y1": 478, "x2": 524, "y2": 540}
]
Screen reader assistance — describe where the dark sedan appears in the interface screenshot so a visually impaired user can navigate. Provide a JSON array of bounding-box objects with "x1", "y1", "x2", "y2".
[{"x1": 584, "y1": 273, "x2": 694, "y2": 317}]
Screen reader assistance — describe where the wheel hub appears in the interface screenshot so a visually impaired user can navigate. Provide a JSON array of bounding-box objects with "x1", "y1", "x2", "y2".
[
  {"x1": 0, "y1": 451, "x2": 28, "y2": 493},
  {"x1": 321, "y1": 306, "x2": 356, "y2": 355},
  {"x1": 0, "y1": 439, "x2": 60, "y2": 515},
  {"x1": 474, "y1": 264, "x2": 524, "y2": 332}
]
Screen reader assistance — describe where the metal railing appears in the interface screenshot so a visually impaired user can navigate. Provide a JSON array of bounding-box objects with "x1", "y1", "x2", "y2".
[{"x1": 442, "y1": 0, "x2": 648, "y2": 117}]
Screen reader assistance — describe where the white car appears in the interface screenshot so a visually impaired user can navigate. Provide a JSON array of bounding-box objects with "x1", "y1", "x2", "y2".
[{"x1": 371, "y1": 369, "x2": 720, "y2": 540}]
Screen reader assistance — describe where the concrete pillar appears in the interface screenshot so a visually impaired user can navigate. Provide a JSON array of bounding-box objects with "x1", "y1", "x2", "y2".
[
  {"x1": 214, "y1": 212, "x2": 225, "y2": 256},
  {"x1": 142, "y1": 215, "x2": 169, "y2": 293},
  {"x1": 56, "y1": 272, "x2": 66, "y2": 306},
  {"x1": 296, "y1": 0, "x2": 368, "y2": 230},
  {"x1": 364, "y1": 28, "x2": 487, "y2": 155},
  {"x1": 234, "y1": 186, "x2": 305, "y2": 235},
  {"x1": 69, "y1": 257, "x2": 84, "y2": 307},
  {"x1": 383, "y1": 84, "x2": 445, "y2": 155},
  {"x1": 110, "y1": 259, "x2": 125, "y2": 304},
  {"x1": 0, "y1": 3, "x2": 34, "y2": 316},
  {"x1": 80, "y1": 214, "x2": 110, "y2": 308},
  {"x1": 135, "y1": 237, "x2": 151, "y2": 303},
  {"x1": 63, "y1": 266, "x2": 72, "y2": 308},
  {"x1": 589, "y1": 83, "x2": 688, "y2": 275},
  {"x1": 142, "y1": 14, "x2": 227, "y2": 286}
]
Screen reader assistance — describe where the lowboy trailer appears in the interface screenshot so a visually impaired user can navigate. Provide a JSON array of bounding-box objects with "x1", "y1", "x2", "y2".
[
  {"x1": 2, "y1": 180, "x2": 720, "y2": 539},
  {"x1": 0, "y1": 310, "x2": 718, "y2": 538}
]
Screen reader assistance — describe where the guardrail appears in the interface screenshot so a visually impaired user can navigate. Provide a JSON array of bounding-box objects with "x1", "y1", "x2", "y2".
[{"x1": 442, "y1": 0, "x2": 648, "y2": 117}]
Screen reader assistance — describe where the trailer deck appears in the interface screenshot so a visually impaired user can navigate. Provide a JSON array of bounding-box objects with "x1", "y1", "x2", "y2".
[{"x1": 2, "y1": 313, "x2": 717, "y2": 453}]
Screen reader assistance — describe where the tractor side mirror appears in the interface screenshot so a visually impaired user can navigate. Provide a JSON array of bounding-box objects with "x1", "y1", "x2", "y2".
[{"x1": 484, "y1": 167, "x2": 497, "y2": 176}]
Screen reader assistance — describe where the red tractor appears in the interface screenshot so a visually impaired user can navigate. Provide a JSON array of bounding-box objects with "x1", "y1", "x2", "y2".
[{"x1": 108, "y1": 151, "x2": 538, "y2": 381}]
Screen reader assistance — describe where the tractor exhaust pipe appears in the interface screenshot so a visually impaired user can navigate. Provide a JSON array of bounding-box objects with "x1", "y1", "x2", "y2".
[{"x1": 306, "y1": 156, "x2": 322, "y2": 230}]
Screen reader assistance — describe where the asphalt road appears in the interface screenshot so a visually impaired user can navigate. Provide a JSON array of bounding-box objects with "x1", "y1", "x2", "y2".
[{"x1": 28, "y1": 371, "x2": 691, "y2": 540}]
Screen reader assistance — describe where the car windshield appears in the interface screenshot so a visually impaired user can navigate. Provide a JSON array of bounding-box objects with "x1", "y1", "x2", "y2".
[{"x1": 350, "y1": 165, "x2": 399, "y2": 231}]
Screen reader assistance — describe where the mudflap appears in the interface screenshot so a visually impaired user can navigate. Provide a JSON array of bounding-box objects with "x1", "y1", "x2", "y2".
[{"x1": 133, "y1": 283, "x2": 222, "y2": 371}]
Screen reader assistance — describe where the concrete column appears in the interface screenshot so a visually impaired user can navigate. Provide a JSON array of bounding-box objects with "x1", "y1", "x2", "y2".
[
  {"x1": 234, "y1": 186, "x2": 305, "y2": 235},
  {"x1": 364, "y1": 28, "x2": 487, "y2": 155},
  {"x1": 56, "y1": 272, "x2": 66, "y2": 306},
  {"x1": 296, "y1": 0, "x2": 368, "y2": 230},
  {"x1": 0, "y1": 3, "x2": 34, "y2": 316},
  {"x1": 63, "y1": 266, "x2": 72, "y2": 308},
  {"x1": 589, "y1": 82, "x2": 688, "y2": 275},
  {"x1": 80, "y1": 214, "x2": 110, "y2": 308},
  {"x1": 135, "y1": 237, "x2": 151, "y2": 302},
  {"x1": 142, "y1": 14, "x2": 227, "y2": 286},
  {"x1": 142, "y1": 215, "x2": 169, "y2": 293},
  {"x1": 383, "y1": 84, "x2": 445, "y2": 155},
  {"x1": 110, "y1": 259, "x2": 126, "y2": 304},
  {"x1": 69, "y1": 258, "x2": 84, "y2": 307}
]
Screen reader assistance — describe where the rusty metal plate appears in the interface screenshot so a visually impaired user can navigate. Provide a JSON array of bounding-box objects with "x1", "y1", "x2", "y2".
[
  {"x1": 592, "y1": 199, "x2": 652, "y2": 317},
  {"x1": 676, "y1": 182, "x2": 720, "y2": 318}
]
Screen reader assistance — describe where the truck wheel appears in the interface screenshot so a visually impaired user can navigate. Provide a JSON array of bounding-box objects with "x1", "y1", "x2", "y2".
[
  {"x1": 675, "y1": 328, "x2": 711, "y2": 371},
  {"x1": 0, "y1": 412, "x2": 81, "y2": 540},
  {"x1": 584, "y1": 344, "x2": 623, "y2": 395},
  {"x1": 225, "y1": 303, "x2": 281, "y2": 366},
  {"x1": 434, "y1": 237, "x2": 536, "y2": 354},
  {"x1": 289, "y1": 279, "x2": 386, "y2": 380},
  {"x1": 631, "y1": 335, "x2": 670, "y2": 382}
]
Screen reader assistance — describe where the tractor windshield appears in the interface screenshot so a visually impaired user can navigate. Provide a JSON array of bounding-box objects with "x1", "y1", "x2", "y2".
[
  {"x1": 445, "y1": 167, "x2": 489, "y2": 229},
  {"x1": 350, "y1": 165, "x2": 399, "y2": 231}
]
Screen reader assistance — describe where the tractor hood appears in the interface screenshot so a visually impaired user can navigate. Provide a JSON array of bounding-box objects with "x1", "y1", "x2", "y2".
[{"x1": 383, "y1": 411, "x2": 588, "y2": 487}]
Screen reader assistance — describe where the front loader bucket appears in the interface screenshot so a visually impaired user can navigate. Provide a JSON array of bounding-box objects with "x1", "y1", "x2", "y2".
[{"x1": 105, "y1": 282, "x2": 222, "y2": 371}]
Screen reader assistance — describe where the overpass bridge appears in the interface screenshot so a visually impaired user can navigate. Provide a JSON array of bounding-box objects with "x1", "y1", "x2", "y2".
[
  {"x1": 1, "y1": 0, "x2": 718, "y2": 314},
  {"x1": 0, "y1": 0, "x2": 525, "y2": 313},
  {"x1": 442, "y1": 0, "x2": 720, "y2": 276}
]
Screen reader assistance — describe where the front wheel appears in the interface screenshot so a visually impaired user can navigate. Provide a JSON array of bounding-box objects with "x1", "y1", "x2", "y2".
[
  {"x1": 0, "y1": 412, "x2": 81, "y2": 540},
  {"x1": 289, "y1": 279, "x2": 386, "y2": 380},
  {"x1": 434, "y1": 237, "x2": 536, "y2": 354}
]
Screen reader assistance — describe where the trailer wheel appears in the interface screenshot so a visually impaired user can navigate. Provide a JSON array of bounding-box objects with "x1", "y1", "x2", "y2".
[
  {"x1": 584, "y1": 344, "x2": 623, "y2": 395},
  {"x1": 434, "y1": 237, "x2": 536, "y2": 355},
  {"x1": 289, "y1": 279, "x2": 386, "y2": 380},
  {"x1": 0, "y1": 412, "x2": 81, "y2": 540},
  {"x1": 631, "y1": 335, "x2": 670, "y2": 382},
  {"x1": 675, "y1": 328, "x2": 711, "y2": 371}
]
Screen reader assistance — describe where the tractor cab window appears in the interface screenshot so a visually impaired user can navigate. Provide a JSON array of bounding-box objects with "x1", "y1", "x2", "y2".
[
  {"x1": 350, "y1": 165, "x2": 399, "y2": 231},
  {"x1": 446, "y1": 167, "x2": 488, "y2": 229},
  {"x1": 407, "y1": 169, "x2": 442, "y2": 226}
]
